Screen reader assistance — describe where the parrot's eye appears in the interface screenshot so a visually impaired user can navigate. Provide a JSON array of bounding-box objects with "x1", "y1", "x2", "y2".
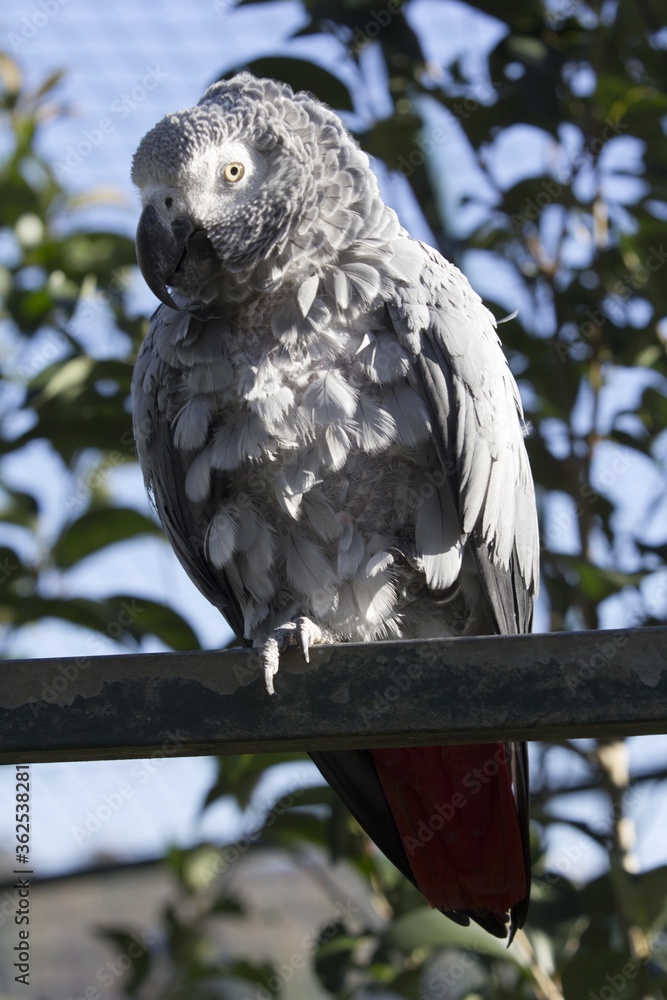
[{"x1": 222, "y1": 162, "x2": 245, "y2": 183}]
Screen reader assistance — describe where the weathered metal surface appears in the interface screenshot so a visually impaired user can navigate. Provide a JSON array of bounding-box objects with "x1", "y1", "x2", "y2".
[{"x1": 0, "y1": 627, "x2": 666, "y2": 763}]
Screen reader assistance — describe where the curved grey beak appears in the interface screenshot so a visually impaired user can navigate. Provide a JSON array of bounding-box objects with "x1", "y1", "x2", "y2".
[{"x1": 135, "y1": 205, "x2": 193, "y2": 310}]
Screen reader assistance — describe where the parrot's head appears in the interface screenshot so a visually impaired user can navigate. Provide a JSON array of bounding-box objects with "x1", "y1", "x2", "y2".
[{"x1": 132, "y1": 72, "x2": 376, "y2": 309}]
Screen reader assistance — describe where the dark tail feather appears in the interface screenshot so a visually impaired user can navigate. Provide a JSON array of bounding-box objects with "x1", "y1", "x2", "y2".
[{"x1": 311, "y1": 741, "x2": 530, "y2": 939}]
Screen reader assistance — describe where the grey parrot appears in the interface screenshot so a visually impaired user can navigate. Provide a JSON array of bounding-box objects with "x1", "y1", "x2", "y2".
[{"x1": 131, "y1": 72, "x2": 539, "y2": 939}]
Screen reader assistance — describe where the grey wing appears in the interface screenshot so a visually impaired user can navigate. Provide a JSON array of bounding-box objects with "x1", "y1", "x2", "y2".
[
  {"x1": 387, "y1": 240, "x2": 537, "y2": 934},
  {"x1": 388, "y1": 240, "x2": 539, "y2": 634},
  {"x1": 131, "y1": 307, "x2": 247, "y2": 641}
]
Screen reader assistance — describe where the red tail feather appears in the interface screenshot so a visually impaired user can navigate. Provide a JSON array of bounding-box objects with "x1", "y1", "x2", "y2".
[{"x1": 370, "y1": 744, "x2": 526, "y2": 920}]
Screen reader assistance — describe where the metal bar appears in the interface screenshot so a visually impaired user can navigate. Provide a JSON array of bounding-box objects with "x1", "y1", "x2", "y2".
[{"x1": 0, "y1": 627, "x2": 666, "y2": 764}]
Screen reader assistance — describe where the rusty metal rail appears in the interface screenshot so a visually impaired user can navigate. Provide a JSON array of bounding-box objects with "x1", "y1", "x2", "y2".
[{"x1": 1, "y1": 626, "x2": 665, "y2": 764}]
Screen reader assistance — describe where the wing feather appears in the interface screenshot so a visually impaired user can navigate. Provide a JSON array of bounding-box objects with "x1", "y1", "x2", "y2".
[
  {"x1": 131, "y1": 308, "x2": 248, "y2": 641},
  {"x1": 388, "y1": 240, "x2": 539, "y2": 632},
  {"x1": 384, "y1": 237, "x2": 537, "y2": 935}
]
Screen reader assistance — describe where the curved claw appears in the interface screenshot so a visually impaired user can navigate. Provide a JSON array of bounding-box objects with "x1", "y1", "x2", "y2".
[
  {"x1": 296, "y1": 616, "x2": 315, "y2": 662},
  {"x1": 262, "y1": 637, "x2": 281, "y2": 696},
  {"x1": 260, "y1": 618, "x2": 331, "y2": 695}
]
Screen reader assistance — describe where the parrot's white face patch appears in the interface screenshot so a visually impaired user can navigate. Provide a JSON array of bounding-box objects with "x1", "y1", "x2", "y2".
[
  {"x1": 189, "y1": 141, "x2": 267, "y2": 208},
  {"x1": 139, "y1": 140, "x2": 268, "y2": 232}
]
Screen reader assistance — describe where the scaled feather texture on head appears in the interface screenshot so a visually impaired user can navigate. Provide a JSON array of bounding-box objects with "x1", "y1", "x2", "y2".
[{"x1": 131, "y1": 72, "x2": 539, "y2": 940}]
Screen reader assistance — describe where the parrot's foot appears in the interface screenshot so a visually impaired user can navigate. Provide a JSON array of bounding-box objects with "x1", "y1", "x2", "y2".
[{"x1": 261, "y1": 617, "x2": 332, "y2": 695}]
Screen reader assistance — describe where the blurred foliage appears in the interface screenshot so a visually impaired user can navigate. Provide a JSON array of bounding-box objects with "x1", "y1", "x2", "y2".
[
  {"x1": 1, "y1": 0, "x2": 667, "y2": 996},
  {"x1": 0, "y1": 54, "x2": 196, "y2": 651}
]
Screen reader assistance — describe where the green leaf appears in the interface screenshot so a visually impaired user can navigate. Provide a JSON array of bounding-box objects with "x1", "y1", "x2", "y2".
[
  {"x1": 224, "y1": 57, "x2": 354, "y2": 110},
  {"x1": 228, "y1": 960, "x2": 277, "y2": 993},
  {"x1": 95, "y1": 927, "x2": 152, "y2": 996},
  {"x1": 12, "y1": 596, "x2": 125, "y2": 633},
  {"x1": 314, "y1": 924, "x2": 360, "y2": 994},
  {"x1": 259, "y1": 809, "x2": 329, "y2": 850},
  {"x1": 204, "y1": 753, "x2": 304, "y2": 809},
  {"x1": 382, "y1": 907, "x2": 527, "y2": 964},
  {"x1": 32, "y1": 355, "x2": 96, "y2": 403},
  {"x1": 0, "y1": 545, "x2": 30, "y2": 605},
  {"x1": 104, "y1": 595, "x2": 200, "y2": 650},
  {"x1": 359, "y1": 113, "x2": 422, "y2": 172},
  {"x1": 163, "y1": 903, "x2": 208, "y2": 968},
  {"x1": 210, "y1": 895, "x2": 244, "y2": 915},
  {"x1": 54, "y1": 508, "x2": 162, "y2": 568},
  {"x1": 30, "y1": 68, "x2": 65, "y2": 101},
  {"x1": 0, "y1": 488, "x2": 39, "y2": 525}
]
